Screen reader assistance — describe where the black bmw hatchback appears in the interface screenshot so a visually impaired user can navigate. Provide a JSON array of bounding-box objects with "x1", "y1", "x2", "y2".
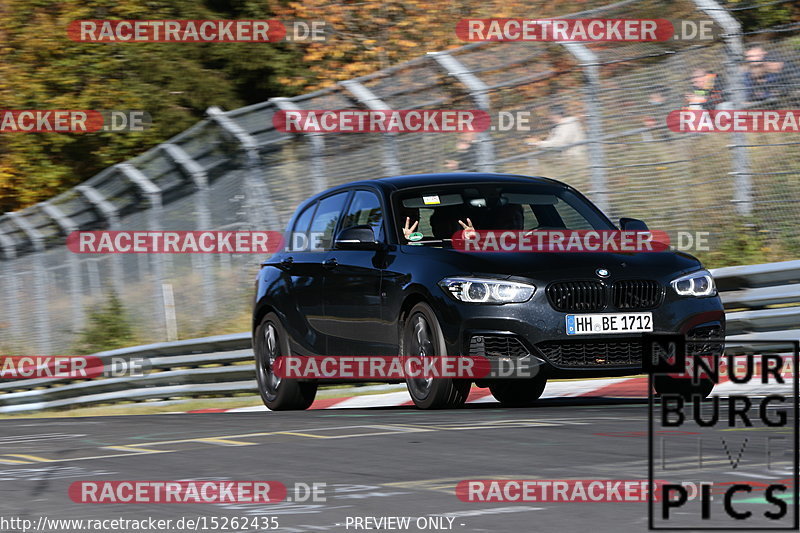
[{"x1": 253, "y1": 173, "x2": 724, "y2": 410}]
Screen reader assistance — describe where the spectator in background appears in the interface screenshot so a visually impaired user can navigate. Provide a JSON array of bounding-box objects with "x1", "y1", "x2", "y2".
[
  {"x1": 525, "y1": 105, "x2": 587, "y2": 161},
  {"x1": 444, "y1": 131, "x2": 478, "y2": 171},
  {"x1": 766, "y1": 53, "x2": 800, "y2": 109},
  {"x1": 684, "y1": 69, "x2": 723, "y2": 110},
  {"x1": 743, "y1": 45, "x2": 783, "y2": 106},
  {"x1": 642, "y1": 85, "x2": 672, "y2": 142},
  {"x1": 744, "y1": 46, "x2": 767, "y2": 103},
  {"x1": 764, "y1": 52, "x2": 787, "y2": 107}
]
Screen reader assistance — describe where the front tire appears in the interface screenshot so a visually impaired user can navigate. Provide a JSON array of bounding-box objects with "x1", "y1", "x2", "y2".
[
  {"x1": 254, "y1": 313, "x2": 317, "y2": 410},
  {"x1": 403, "y1": 303, "x2": 470, "y2": 409},
  {"x1": 653, "y1": 375, "x2": 714, "y2": 400},
  {"x1": 489, "y1": 376, "x2": 547, "y2": 407}
]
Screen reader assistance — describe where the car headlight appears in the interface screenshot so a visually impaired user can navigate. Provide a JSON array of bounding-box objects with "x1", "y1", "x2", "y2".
[
  {"x1": 670, "y1": 270, "x2": 717, "y2": 297},
  {"x1": 439, "y1": 277, "x2": 535, "y2": 304}
]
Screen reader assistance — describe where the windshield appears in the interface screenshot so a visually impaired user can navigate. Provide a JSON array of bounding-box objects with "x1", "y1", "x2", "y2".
[{"x1": 392, "y1": 182, "x2": 613, "y2": 246}]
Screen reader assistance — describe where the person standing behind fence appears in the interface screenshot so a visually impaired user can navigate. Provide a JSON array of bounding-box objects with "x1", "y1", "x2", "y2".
[
  {"x1": 744, "y1": 46, "x2": 767, "y2": 104},
  {"x1": 684, "y1": 69, "x2": 723, "y2": 110},
  {"x1": 524, "y1": 105, "x2": 587, "y2": 161},
  {"x1": 742, "y1": 46, "x2": 785, "y2": 107},
  {"x1": 642, "y1": 85, "x2": 674, "y2": 142},
  {"x1": 763, "y1": 53, "x2": 790, "y2": 106},
  {"x1": 444, "y1": 131, "x2": 478, "y2": 171},
  {"x1": 746, "y1": 48, "x2": 788, "y2": 108},
  {"x1": 765, "y1": 52, "x2": 800, "y2": 109},
  {"x1": 523, "y1": 105, "x2": 588, "y2": 184}
]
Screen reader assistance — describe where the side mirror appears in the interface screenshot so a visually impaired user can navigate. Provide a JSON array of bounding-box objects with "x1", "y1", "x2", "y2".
[
  {"x1": 619, "y1": 217, "x2": 649, "y2": 231},
  {"x1": 334, "y1": 225, "x2": 381, "y2": 250}
]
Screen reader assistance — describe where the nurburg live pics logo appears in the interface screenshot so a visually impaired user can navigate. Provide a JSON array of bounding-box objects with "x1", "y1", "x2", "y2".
[{"x1": 644, "y1": 335, "x2": 799, "y2": 530}]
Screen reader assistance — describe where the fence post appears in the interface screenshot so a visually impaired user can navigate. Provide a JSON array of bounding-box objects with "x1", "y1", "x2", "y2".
[
  {"x1": 75, "y1": 185, "x2": 124, "y2": 299},
  {"x1": 340, "y1": 80, "x2": 402, "y2": 176},
  {"x1": 116, "y1": 163, "x2": 168, "y2": 340},
  {"x1": 6, "y1": 213, "x2": 51, "y2": 354},
  {"x1": 87, "y1": 259, "x2": 102, "y2": 296},
  {"x1": 271, "y1": 98, "x2": 330, "y2": 195},
  {"x1": 161, "y1": 143, "x2": 217, "y2": 321},
  {"x1": 561, "y1": 42, "x2": 610, "y2": 215},
  {"x1": 691, "y1": 0, "x2": 752, "y2": 217},
  {"x1": 0, "y1": 233, "x2": 22, "y2": 347},
  {"x1": 428, "y1": 51, "x2": 496, "y2": 172},
  {"x1": 41, "y1": 202, "x2": 83, "y2": 337},
  {"x1": 207, "y1": 106, "x2": 282, "y2": 230}
]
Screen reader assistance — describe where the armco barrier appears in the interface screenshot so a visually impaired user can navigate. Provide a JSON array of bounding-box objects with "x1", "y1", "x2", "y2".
[
  {"x1": 2, "y1": 0, "x2": 799, "y2": 356},
  {"x1": 0, "y1": 260, "x2": 798, "y2": 413}
]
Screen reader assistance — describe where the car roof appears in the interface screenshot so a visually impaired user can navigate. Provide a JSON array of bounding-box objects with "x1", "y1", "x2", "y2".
[
  {"x1": 288, "y1": 172, "x2": 600, "y2": 230},
  {"x1": 329, "y1": 173, "x2": 569, "y2": 194}
]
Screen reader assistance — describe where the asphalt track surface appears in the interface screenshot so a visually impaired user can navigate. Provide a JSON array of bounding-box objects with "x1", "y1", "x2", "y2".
[{"x1": 0, "y1": 396, "x2": 795, "y2": 533}]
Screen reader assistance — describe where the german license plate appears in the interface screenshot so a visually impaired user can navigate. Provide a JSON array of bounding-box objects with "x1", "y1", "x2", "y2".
[{"x1": 566, "y1": 312, "x2": 653, "y2": 335}]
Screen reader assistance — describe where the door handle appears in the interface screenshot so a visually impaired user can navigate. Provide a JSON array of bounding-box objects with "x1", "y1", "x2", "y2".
[{"x1": 322, "y1": 258, "x2": 338, "y2": 270}]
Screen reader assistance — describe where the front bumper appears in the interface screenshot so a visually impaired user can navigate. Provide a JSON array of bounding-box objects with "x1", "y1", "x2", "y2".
[{"x1": 435, "y1": 286, "x2": 725, "y2": 379}]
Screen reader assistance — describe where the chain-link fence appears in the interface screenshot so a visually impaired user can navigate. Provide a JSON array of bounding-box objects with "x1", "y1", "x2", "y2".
[{"x1": 1, "y1": 0, "x2": 798, "y2": 354}]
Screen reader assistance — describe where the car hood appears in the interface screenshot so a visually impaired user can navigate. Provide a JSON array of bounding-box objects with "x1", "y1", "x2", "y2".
[{"x1": 400, "y1": 246, "x2": 703, "y2": 282}]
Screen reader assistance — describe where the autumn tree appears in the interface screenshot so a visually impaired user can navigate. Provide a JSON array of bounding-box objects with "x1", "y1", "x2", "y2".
[
  {"x1": 1, "y1": 0, "x2": 797, "y2": 211},
  {"x1": 271, "y1": 0, "x2": 592, "y2": 90},
  {"x1": 0, "y1": 0, "x2": 305, "y2": 212}
]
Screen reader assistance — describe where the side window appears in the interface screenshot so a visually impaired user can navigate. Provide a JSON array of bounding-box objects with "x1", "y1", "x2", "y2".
[
  {"x1": 527, "y1": 198, "x2": 596, "y2": 230},
  {"x1": 417, "y1": 208, "x2": 435, "y2": 237},
  {"x1": 554, "y1": 198, "x2": 594, "y2": 230},
  {"x1": 341, "y1": 191, "x2": 384, "y2": 240},
  {"x1": 522, "y1": 205, "x2": 539, "y2": 230},
  {"x1": 309, "y1": 192, "x2": 349, "y2": 250},
  {"x1": 289, "y1": 203, "x2": 317, "y2": 251}
]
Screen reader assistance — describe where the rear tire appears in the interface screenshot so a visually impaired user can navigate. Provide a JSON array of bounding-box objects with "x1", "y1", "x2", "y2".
[
  {"x1": 403, "y1": 303, "x2": 470, "y2": 409},
  {"x1": 653, "y1": 375, "x2": 714, "y2": 400},
  {"x1": 489, "y1": 376, "x2": 547, "y2": 407},
  {"x1": 254, "y1": 313, "x2": 317, "y2": 410}
]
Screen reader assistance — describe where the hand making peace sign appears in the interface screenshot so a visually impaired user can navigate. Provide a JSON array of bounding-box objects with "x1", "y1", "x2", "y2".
[
  {"x1": 402, "y1": 216, "x2": 419, "y2": 240},
  {"x1": 458, "y1": 218, "x2": 476, "y2": 239}
]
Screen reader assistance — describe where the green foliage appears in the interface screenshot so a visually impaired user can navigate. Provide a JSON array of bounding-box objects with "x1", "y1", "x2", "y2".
[
  {"x1": 727, "y1": 0, "x2": 799, "y2": 32},
  {"x1": 0, "y1": 0, "x2": 306, "y2": 212},
  {"x1": 73, "y1": 291, "x2": 138, "y2": 354},
  {"x1": 696, "y1": 221, "x2": 796, "y2": 269}
]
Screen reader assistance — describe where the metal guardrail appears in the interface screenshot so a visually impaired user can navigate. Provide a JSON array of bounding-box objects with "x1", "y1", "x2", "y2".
[
  {"x1": 3, "y1": 0, "x2": 800, "y2": 356},
  {"x1": 1, "y1": 260, "x2": 798, "y2": 414},
  {"x1": 718, "y1": 260, "x2": 800, "y2": 353}
]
